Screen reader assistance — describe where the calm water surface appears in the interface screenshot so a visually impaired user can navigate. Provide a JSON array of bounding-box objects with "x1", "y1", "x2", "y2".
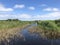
[{"x1": 20, "y1": 24, "x2": 60, "y2": 45}]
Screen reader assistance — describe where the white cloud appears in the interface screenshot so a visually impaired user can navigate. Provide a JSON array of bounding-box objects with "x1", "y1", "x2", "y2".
[
  {"x1": 53, "y1": 8, "x2": 59, "y2": 11},
  {"x1": 0, "y1": 4, "x2": 13, "y2": 12},
  {"x1": 0, "y1": 14, "x2": 17, "y2": 20},
  {"x1": 41, "y1": 4, "x2": 47, "y2": 6},
  {"x1": 43, "y1": 8, "x2": 59, "y2": 12},
  {"x1": 0, "y1": 14, "x2": 31, "y2": 20},
  {"x1": 18, "y1": 14, "x2": 31, "y2": 18},
  {"x1": 0, "y1": 12, "x2": 60, "y2": 20},
  {"x1": 43, "y1": 8, "x2": 52, "y2": 11},
  {"x1": 28, "y1": 6, "x2": 35, "y2": 10},
  {"x1": 34, "y1": 12, "x2": 60, "y2": 20},
  {"x1": 14, "y1": 4, "x2": 25, "y2": 8}
]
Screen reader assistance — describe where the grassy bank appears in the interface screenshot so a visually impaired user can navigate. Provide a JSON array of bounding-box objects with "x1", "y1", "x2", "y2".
[
  {"x1": 0, "y1": 20, "x2": 33, "y2": 30},
  {"x1": 0, "y1": 19, "x2": 60, "y2": 44},
  {"x1": 0, "y1": 20, "x2": 33, "y2": 45},
  {"x1": 29, "y1": 19, "x2": 60, "y2": 39}
]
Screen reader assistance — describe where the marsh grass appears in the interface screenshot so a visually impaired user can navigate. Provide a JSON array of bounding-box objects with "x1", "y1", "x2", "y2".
[
  {"x1": 0, "y1": 21, "x2": 31, "y2": 29},
  {"x1": 0, "y1": 20, "x2": 32, "y2": 45},
  {"x1": 28, "y1": 20, "x2": 60, "y2": 39},
  {"x1": 0, "y1": 19, "x2": 60, "y2": 44}
]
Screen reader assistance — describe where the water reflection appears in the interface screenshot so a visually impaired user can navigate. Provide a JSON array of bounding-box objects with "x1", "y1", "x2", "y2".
[
  {"x1": 20, "y1": 24, "x2": 60, "y2": 45},
  {"x1": 21, "y1": 29, "x2": 51, "y2": 45},
  {"x1": 20, "y1": 24, "x2": 51, "y2": 45}
]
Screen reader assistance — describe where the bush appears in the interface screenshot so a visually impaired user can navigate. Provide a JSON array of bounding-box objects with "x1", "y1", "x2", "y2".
[{"x1": 38, "y1": 21, "x2": 59, "y2": 31}]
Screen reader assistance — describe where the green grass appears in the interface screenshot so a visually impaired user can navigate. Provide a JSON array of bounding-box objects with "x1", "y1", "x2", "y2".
[
  {"x1": 38, "y1": 21, "x2": 60, "y2": 31},
  {"x1": 37, "y1": 20, "x2": 60, "y2": 39},
  {"x1": 0, "y1": 19, "x2": 60, "y2": 42},
  {"x1": 29, "y1": 20, "x2": 60, "y2": 39},
  {"x1": 0, "y1": 20, "x2": 33, "y2": 43},
  {"x1": 0, "y1": 20, "x2": 33, "y2": 30}
]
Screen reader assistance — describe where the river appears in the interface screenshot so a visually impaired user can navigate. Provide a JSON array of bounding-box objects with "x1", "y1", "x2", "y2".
[
  {"x1": 1, "y1": 24, "x2": 60, "y2": 45},
  {"x1": 20, "y1": 23, "x2": 60, "y2": 45}
]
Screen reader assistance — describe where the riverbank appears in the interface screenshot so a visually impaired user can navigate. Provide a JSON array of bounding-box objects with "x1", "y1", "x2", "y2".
[
  {"x1": 0, "y1": 20, "x2": 33, "y2": 45},
  {"x1": 0, "y1": 19, "x2": 60, "y2": 45},
  {"x1": 28, "y1": 20, "x2": 60, "y2": 39}
]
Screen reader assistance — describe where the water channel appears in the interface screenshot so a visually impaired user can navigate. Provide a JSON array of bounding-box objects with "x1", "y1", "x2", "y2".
[{"x1": 1, "y1": 23, "x2": 60, "y2": 45}]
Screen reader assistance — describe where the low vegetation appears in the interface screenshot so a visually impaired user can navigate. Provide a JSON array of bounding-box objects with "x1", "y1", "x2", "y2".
[
  {"x1": 0, "y1": 19, "x2": 33, "y2": 45},
  {"x1": 29, "y1": 19, "x2": 60, "y2": 39},
  {"x1": 0, "y1": 19, "x2": 60, "y2": 44}
]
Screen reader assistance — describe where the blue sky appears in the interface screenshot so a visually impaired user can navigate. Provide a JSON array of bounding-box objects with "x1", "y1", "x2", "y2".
[{"x1": 0, "y1": 0, "x2": 60, "y2": 20}]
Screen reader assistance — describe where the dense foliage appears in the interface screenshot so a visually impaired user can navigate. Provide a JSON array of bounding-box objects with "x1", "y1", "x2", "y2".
[
  {"x1": 0, "y1": 19, "x2": 34, "y2": 45},
  {"x1": 0, "y1": 19, "x2": 34, "y2": 30},
  {"x1": 37, "y1": 20, "x2": 60, "y2": 39}
]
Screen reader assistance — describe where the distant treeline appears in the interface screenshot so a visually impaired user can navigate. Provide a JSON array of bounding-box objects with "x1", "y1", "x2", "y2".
[{"x1": 6, "y1": 19, "x2": 19, "y2": 21}]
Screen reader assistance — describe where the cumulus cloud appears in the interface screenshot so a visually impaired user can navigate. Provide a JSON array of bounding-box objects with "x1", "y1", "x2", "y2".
[
  {"x1": 41, "y1": 4, "x2": 47, "y2": 6},
  {"x1": 43, "y1": 8, "x2": 59, "y2": 12},
  {"x1": 18, "y1": 14, "x2": 31, "y2": 18},
  {"x1": 0, "y1": 14, "x2": 17, "y2": 20},
  {"x1": 35, "y1": 12, "x2": 60, "y2": 20},
  {"x1": 14, "y1": 4, "x2": 25, "y2": 8},
  {"x1": 18, "y1": 12, "x2": 60, "y2": 20},
  {"x1": 28, "y1": 6, "x2": 35, "y2": 10},
  {"x1": 0, "y1": 12, "x2": 60, "y2": 20},
  {"x1": 0, "y1": 4, "x2": 13, "y2": 12},
  {"x1": 0, "y1": 14, "x2": 32, "y2": 20}
]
